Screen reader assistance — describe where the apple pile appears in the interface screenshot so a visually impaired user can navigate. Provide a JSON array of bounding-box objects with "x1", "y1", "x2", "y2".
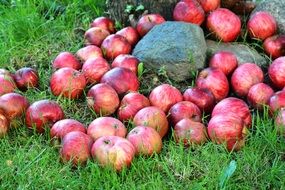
[{"x1": 1, "y1": 0, "x2": 285, "y2": 172}]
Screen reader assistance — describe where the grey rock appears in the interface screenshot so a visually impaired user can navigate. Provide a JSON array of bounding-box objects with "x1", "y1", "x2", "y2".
[
  {"x1": 206, "y1": 40, "x2": 268, "y2": 68},
  {"x1": 252, "y1": 0, "x2": 285, "y2": 34},
  {"x1": 133, "y1": 21, "x2": 207, "y2": 82}
]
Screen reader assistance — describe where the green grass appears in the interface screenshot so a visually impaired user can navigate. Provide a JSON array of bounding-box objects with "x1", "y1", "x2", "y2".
[{"x1": 1, "y1": 0, "x2": 285, "y2": 189}]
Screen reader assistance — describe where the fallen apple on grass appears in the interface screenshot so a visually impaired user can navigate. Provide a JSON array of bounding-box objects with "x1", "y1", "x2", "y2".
[
  {"x1": 127, "y1": 126, "x2": 162, "y2": 156},
  {"x1": 82, "y1": 57, "x2": 110, "y2": 84},
  {"x1": 13, "y1": 67, "x2": 39, "y2": 91},
  {"x1": 149, "y1": 84, "x2": 183, "y2": 113},
  {"x1": 209, "y1": 51, "x2": 238, "y2": 76},
  {"x1": 263, "y1": 35, "x2": 285, "y2": 59},
  {"x1": 247, "y1": 83, "x2": 274, "y2": 110},
  {"x1": 60, "y1": 131, "x2": 93, "y2": 166},
  {"x1": 50, "y1": 67, "x2": 86, "y2": 99},
  {"x1": 111, "y1": 54, "x2": 139, "y2": 75},
  {"x1": 87, "y1": 117, "x2": 127, "y2": 141},
  {"x1": 268, "y1": 56, "x2": 285, "y2": 89},
  {"x1": 136, "y1": 14, "x2": 166, "y2": 37},
  {"x1": 90, "y1": 16, "x2": 115, "y2": 33},
  {"x1": 86, "y1": 83, "x2": 120, "y2": 116},
  {"x1": 0, "y1": 111, "x2": 9, "y2": 138},
  {"x1": 53, "y1": 52, "x2": 82, "y2": 70},
  {"x1": 84, "y1": 27, "x2": 110, "y2": 46},
  {"x1": 197, "y1": 0, "x2": 220, "y2": 13},
  {"x1": 174, "y1": 118, "x2": 208, "y2": 146},
  {"x1": 0, "y1": 73, "x2": 16, "y2": 96},
  {"x1": 269, "y1": 90, "x2": 285, "y2": 114},
  {"x1": 118, "y1": 92, "x2": 150, "y2": 122},
  {"x1": 133, "y1": 106, "x2": 169, "y2": 138},
  {"x1": 76, "y1": 45, "x2": 103, "y2": 62},
  {"x1": 25, "y1": 100, "x2": 64, "y2": 133},
  {"x1": 91, "y1": 135, "x2": 135, "y2": 171},
  {"x1": 116, "y1": 27, "x2": 140, "y2": 47}
]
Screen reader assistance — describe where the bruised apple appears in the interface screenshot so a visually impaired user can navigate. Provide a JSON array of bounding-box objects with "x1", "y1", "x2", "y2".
[
  {"x1": 149, "y1": 84, "x2": 183, "y2": 113},
  {"x1": 127, "y1": 126, "x2": 162, "y2": 156},
  {"x1": 196, "y1": 67, "x2": 229, "y2": 101},
  {"x1": 50, "y1": 68, "x2": 86, "y2": 99},
  {"x1": 87, "y1": 117, "x2": 127, "y2": 141},
  {"x1": 0, "y1": 93, "x2": 29, "y2": 120},
  {"x1": 208, "y1": 113, "x2": 247, "y2": 151},
  {"x1": 174, "y1": 118, "x2": 207, "y2": 146},
  {"x1": 53, "y1": 52, "x2": 81, "y2": 70},
  {"x1": 231, "y1": 63, "x2": 264, "y2": 97},
  {"x1": 111, "y1": 54, "x2": 139, "y2": 75},
  {"x1": 25, "y1": 100, "x2": 64, "y2": 133},
  {"x1": 136, "y1": 14, "x2": 166, "y2": 37},
  {"x1": 100, "y1": 67, "x2": 139, "y2": 96},
  {"x1": 118, "y1": 92, "x2": 150, "y2": 122},
  {"x1": 86, "y1": 83, "x2": 120, "y2": 116},
  {"x1": 212, "y1": 97, "x2": 252, "y2": 127},
  {"x1": 133, "y1": 106, "x2": 169, "y2": 138},
  {"x1": 168, "y1": 101, "x2": 201, "y2": 125},
  {"x1": 173, "y1": 0, "x2": 205, "y2": 25},
  {"x1": 82, "y1": 57, "x2": 110, "y2": 84},
  {"x1": 183, "y1": 87, "x2": 215, "y2": 113},
  {"x1": 101, "y1": 34, "x2": 132, "y2": 60},
  {"x1": 60, "y1": 131, "x2": 93, "y2": 166},
  {"x1": 91, "y1": 136, "x2": 135, "y2": 171},
  {"x1": 50, "y1": 119, "x2": 86, "y2": 140}
]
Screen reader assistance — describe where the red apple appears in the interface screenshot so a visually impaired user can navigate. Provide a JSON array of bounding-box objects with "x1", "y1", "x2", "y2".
[
  {"x1": 76, "y1": 45, "x2": 103, "y2": 62},
  {"x1": 183, "y1": 87, "x2": 215, "y2": 113},
  {"x1": 101, "y1": 34, "x2": 132, "y2": 60},
  {"x1": 206, "y1": 8, "x2": 241, "y2": 42},
  {"x1": 169, "y1": 101, "x2": 201, "y2": 125},
  {"x1": 116, "y1": 27, "x2": 140, "y2": 46},
  {"x1": 269, "y1": 90, "x2": 285, "y2": 114},
  {"x1": 100, "y1": 67, "x2": 139, "y2": 96},
  {"x1": 136, "y1": 14, "x2": 166, "y2": 37},
  {"x1": 82, "y1": 57, "x2": 110, "y2": 84},
  {"x1": 197, "y1": 0, "x2": 220, "y2": 13},
  {"x1": 60, "y1": 131, "x2": 93, "y2": 166},
  {"x1": 268, "y1": 57, "x2": 285, "y2": 89},
  {"x1": 127, "y1": 126, "x2": 162, "y2": 156},
  {"x1": 196, "y1": 68, "x2": 229, "y2": 102},
  {"x1": 231, "y1": 63, "x2": 264, "y2": 97},
  {"x1": 90, "y1": 17, "x2": 115, "y2": 33},
  {"x1": 25, "y1": 100, "x2": 64, "y2": 133},
  {"x1": 149, "y1": 84, "x2": 183, "y2": 113},
  {"x1": 53, "y1": 52, "x2": 81, "y2": 70},
  {"x1": 0, "y1": 93, "x2": 29, "y2": 120},
  {"x1": 91, "y1": 136, "x2": 135, "y2": 171},
  {"x1": 13, "y1": 67, "x2": 39, "y2": 91},
  {"x1": 86, "y1": 83, "x2": 120, "y2": 116},
  {"x1": 0, "y1": 112, "x2": 9, "y2": 138},
  {"x1": 209, "y1": 51, "x2": 238, "y2": 76},
  {"x1": 212, "y1": 97, "x2": 252, "y2": 127},
  {"x1": 247, "y1": 83, "x2": 274, "y2": 110},
  {"x1": 84, "y1": 27, "x2": 110, "y2": 46},
  {"x1": 247, "y1": 11, "x2": 277, "y2": 40},
  {"x1": 208, "y1": 113, "x2": 247, "y2": 151},
  {"x1": 133, "y1": 106, "x2": 169, "y2": 138},
  {"x1": 111, "y1": 54, "x2": 139, "y2": 74},
  {"x1": 0, "y1": 73, "x2": 16, "y2": 96},
  {"x1": 50, "y1": 119, "x2": 86, "y2": 140},
  {"x1": 173, "y1": 0, "x2": 205, "y2": 25},
  {"x1": 263, "y1": 35, "x2": 285, "y2": 59},
  {"x1": 87, "y1": 117, "x2": 127, "y2": 141},
  {"x1": 275, "y1": 109, "x2": 285, "y2": 135},
  {"x1": 174, "y1": 118, "x2": 207, "y2": 146},
  {"x1": 50, "y1": 68, "x2": 86, "y2": 99},
  {"x1": 118, "y1": 92, "x2": 150, "y2": 121}
]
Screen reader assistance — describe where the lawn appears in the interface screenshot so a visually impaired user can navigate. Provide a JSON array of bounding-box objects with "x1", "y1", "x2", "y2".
[{"x1": 0, "y1": 0, "x2": 285, "y2": 189}]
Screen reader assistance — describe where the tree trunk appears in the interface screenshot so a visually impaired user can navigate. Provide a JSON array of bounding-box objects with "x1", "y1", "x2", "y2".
[{"x1": 106, "y1": 0, "x2": 256, "y2": 27}]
